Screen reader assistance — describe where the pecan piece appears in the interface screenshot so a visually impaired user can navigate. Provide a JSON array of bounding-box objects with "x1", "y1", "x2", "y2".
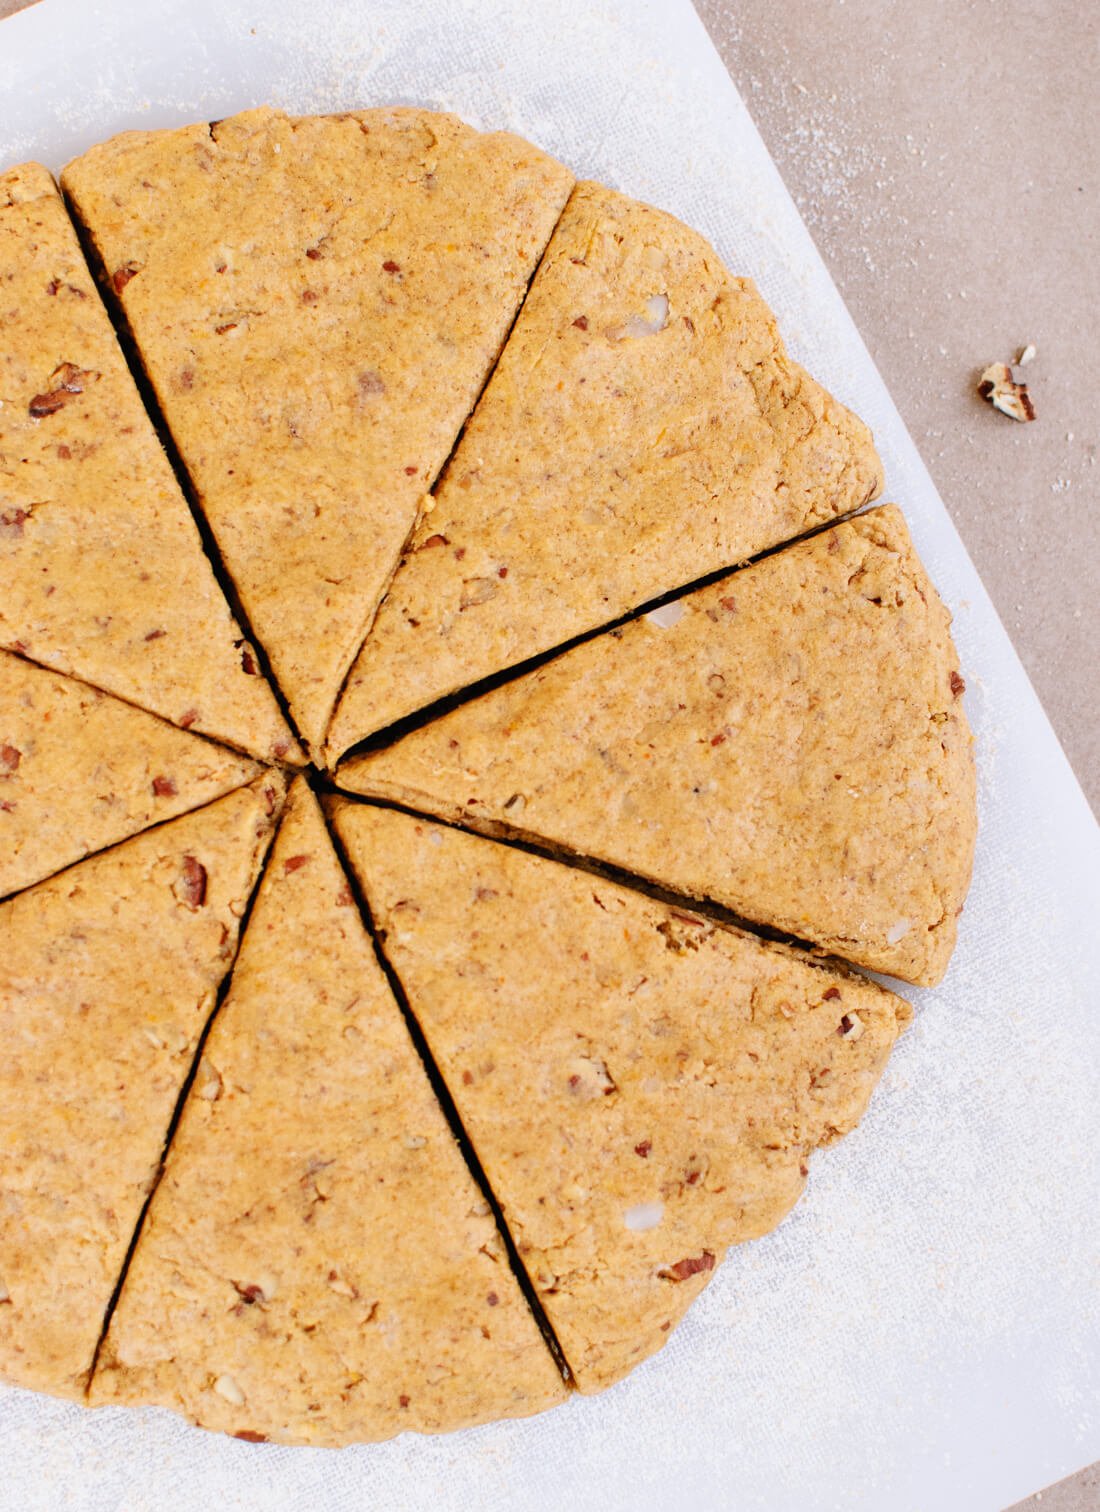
[
  {"x1": 564, "y1": 1054, "x2": 617, "y2": 1097},
  {"x1": 28, "y1": 362, "x2": 100, "y2": 418},
  {"x1": 978, "y1": 361, "x2": 1035, "y2": 422},
  {"x1": 110, "y1": 261, "x2": 142, "y2": 294},
  {"x1": 196, "y1": 1060, "x2": 223, "y2": 1100},
  {"x1": 213, "y1": 1374, "x2": 245, "y2": 1405},
  {"x1": 658, "y1": 1251, "x2": 715, "y2": 1283},
  {"x1": 0, "y1": 508, "x2": 29, "y2": 538},
  {"x1": 175, "y1": 855, "x2": 208, "y2": 909},
  {"x1": 645, "y1": 601, "x2": 683, "y2": 629},
  {"x1": 609, "y1": 293, "x2": 669, "y2": 340},
  {"x1": 459, "y1": 577, "x2": 498, "y2": 610},
  {"x1": 0, "y1": 744, "x2": 21, "y2": 776}
]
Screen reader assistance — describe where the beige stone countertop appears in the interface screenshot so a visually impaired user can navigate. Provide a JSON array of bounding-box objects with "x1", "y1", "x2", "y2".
[{"x1": 1, "y1": 0, "x2": 1096, "y2": 1504}]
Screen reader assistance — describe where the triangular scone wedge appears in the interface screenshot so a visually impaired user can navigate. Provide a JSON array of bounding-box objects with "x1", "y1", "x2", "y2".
[
  {"x1": 0, "y1": 650, "x2": 262, "y2": 898},
  {"x1": 332, "y1": 804, "x2": 911, "y2": 1392},
  {"x1": 62, "y1": 109, "x2": 574, "y2": 755},
  {"x1": 89, "y1": 779, "x2": 566, "y2": 1446},
  {"x1": 0, "y1": 775, "x2": 283, "y2": 1399},
  {"x1": 326, "y1": 181, "x2": 883, "y2": 756},
  {"x1": 0, "y1": 164, "x2": 299, "y2": 764},
  {"x1": 339, "y1": 507, "x2": 976, "y2": 985}
]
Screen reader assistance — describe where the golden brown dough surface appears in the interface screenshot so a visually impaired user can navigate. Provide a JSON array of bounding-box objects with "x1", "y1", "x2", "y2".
[
  {"x1": 335, "y1": 804, "x2": 910, "y2": 1391},
  {"x1": 0, "y1": 650, "x2": 260, "y2": 898}
]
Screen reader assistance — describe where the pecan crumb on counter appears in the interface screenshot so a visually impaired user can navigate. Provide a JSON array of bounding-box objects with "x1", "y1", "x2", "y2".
[{"x1": 978, "y1": 358, "x2": 1036, "y2": 422}]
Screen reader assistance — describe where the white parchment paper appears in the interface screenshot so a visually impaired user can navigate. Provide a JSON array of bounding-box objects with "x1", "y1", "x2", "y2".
[{"x1": 1, "y1": 2, "x2": 1098, "y2": 1508}]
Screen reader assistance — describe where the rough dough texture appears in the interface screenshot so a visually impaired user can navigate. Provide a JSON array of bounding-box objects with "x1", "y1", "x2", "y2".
[
  {"x1": 0, "y1": 163, "x2": 298, "y2": 765},
  {"x1": 0, "y1": 775, "x2": 283, "y2": 1399},
  {"x1": 339, "y1": 506, "x2": 976, "y2": 985},
  {"x1": 0, "y1": 650, "x2": 260, "y2": 898},
  {"x1": 90, "y1": 779, "x2": 567, "y2": 1446},
  {"x1": 333, "y1": 803, "x2": 910, "y2": 1392},
  {"x1": 328, "y1": 182, "x2": 883, "y2": 756},
  {"x1": 0, "y1": 107, "x2": 977, "y2": 1444},
  {"x1": 62, "y1": 109, "x2": 574, "y2": 754}
]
